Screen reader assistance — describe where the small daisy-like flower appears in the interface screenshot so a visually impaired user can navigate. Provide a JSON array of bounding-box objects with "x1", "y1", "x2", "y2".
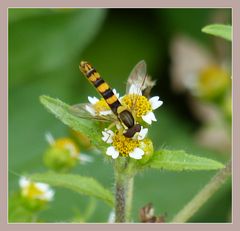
[
  {"x1": 101, "y1": 126, "x2": 148, "y2": 160},
  {"x1": 121, "y1": 84, "x2": 163, "y2": 125},
  {"x1": 19, "y1": 176, "x2": 55, "y2": 201},
  {"x1": 86, "y1": 89, "x2": 120, "y2": 116}
]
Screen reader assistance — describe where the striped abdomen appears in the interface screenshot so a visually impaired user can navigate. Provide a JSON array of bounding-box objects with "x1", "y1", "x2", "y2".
[
  {"x1": 79, "y1": 61, "x2": 140, "y2": 137},
  {"x1": 79, "y1": 61, "x2": 121, "y2": 114}
]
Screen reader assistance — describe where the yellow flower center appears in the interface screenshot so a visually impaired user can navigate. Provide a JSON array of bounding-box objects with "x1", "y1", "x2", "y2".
[
  {"x1": 22, "y1": 183, "x2": 45, "y2": 200},
  {"x1": 93, "y1": 98, "x2": 110, "y2": 113},
  {"x1": 121, "y1": 94, "x2": 151, "y2": 118},
  {"x1": 54, "y1": 138, "x2": 79, "y2": 158},
  {"x1": 112, "y1": 132, "x2": 140, "y2": 156}
]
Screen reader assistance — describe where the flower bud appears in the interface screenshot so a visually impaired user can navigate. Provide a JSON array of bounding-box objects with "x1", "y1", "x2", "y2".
[
  {"x1": 138, "y1": 138, "x2": 154, "y2": 164},
  {"x1": 43, "y1": 138, "x2": 80, "y2": 172},
  {"x1": 19, "y1": 176, "x2": 54, "y2": 211}
]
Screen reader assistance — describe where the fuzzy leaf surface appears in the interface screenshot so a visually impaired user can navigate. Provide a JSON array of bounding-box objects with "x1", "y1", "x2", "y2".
[
  {"x1": 29, "y1": 172, "x2": 114, "y2": 207},
  {"x1": 149, "y1": 149, "x2": 225, "y2": 171},
  {"x1": 202, "y1": 24, "x2": 232, "y2": 41}
]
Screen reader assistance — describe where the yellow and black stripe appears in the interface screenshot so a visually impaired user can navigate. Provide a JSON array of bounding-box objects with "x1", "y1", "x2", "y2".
[{"x1": 79, "y1": 61, "x2": 121, "y2": 114}]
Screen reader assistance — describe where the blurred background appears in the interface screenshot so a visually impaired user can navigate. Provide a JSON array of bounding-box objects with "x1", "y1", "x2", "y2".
[{"x1": 9, "y1": 8, "x2": 232, "y2": 223}]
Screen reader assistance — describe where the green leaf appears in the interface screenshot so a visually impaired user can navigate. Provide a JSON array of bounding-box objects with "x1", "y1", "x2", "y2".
[
  {"x1": 149, "y1": 149, "x2": 225, "y2": 171},
  {"x1": 201, "y1": 24, "x2": 232, "y2": 41},
  {"x1": 29, "y1": 172, "x2": 114, "y2": 207},
  {"x1": 39, "y1": 95, "x2": 107, "y2": 152}
]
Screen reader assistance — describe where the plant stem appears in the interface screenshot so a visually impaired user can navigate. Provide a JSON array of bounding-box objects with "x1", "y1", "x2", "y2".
[
  {"x1": 114, "y1": 158, "x2": 135, "y2": 223},
  {"x1": 115, "y1": 172, "x2": 126, "y2": 222},
  {"x1": 125, "y1": 177, "x2": 134, "y2": 222},
  {"x1": 172, "y1": 161, "x2": 231, "y2": 223}
]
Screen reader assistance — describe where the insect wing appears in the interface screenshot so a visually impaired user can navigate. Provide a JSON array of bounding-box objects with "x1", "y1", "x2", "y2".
[
  {"x1": 126, "y1": 60, "x2": 147, "y2": 95},
  {"x1": 68, "y1": 103, "x2": 117, "y2": 123}
]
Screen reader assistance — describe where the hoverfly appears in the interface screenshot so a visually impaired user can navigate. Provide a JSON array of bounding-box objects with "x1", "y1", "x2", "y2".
[{"x1": 69, "y1": 60, "x2": 155, "y2": 138}]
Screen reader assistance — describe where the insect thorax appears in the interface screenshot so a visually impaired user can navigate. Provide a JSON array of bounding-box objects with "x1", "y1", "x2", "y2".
[{"x1": 117, "y1": 107, "x2": 134, "y2": 128}]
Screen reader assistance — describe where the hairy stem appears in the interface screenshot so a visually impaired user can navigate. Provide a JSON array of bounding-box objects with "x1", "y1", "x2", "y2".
[
  {"x1": 114, "y1": 158, "x2": 135, "y2": 223},
  {"x1": 125, "y1": 177, "x2": 134, "y2": 222},
  {"x1": 172, "y1": 161, "x2": 231, "y2": 223},
  {"x1": 115, "y1": 174, "x2": 126, "y2": 222}
]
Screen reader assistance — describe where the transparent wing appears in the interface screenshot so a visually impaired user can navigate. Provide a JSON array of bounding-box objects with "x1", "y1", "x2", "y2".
[
  {"x1": 125, "y1": 60, "x2": 157, "y2": 113},
  {"x1": 126, "y1": 60, "x2": 156, "y2": 97},
  {"x1": 126, "y1": 60, "x2": 147, "y2": 95},
  {"x1": 68, "y1": 103, "x2": 117, "y2": 123}
]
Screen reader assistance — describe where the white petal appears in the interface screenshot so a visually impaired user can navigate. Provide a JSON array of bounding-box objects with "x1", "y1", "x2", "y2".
[
  {"x1": 138, "y1": 127, "x2": 148, "y2": 140},
  {"x1": 78, "y1": 153, "x2": 94, "y2": 163},
  {"x1": 85, "y1": 105, "x2": 96, "y2": 116},
  {"x1": 142, "y1": 111, "x2": 157, "y2": 124},
  {"x1": 106, "y1": 146, "x2": 119, "y2": 159},
  {"x1": 19, "y1": 176, "x2": 30, "y2": 188},
  {"x1": 113, "y1": 89, "x2": 120, "y2": 98},
  {"x1": 45, "y1": 132, "x2": 55, "y2": 145},
  {"x1": 108, "y1": 210, "x2": 115, "y2": 223},
  {"x1": 88, "y1": 96, "x2": 99, "y2": 104},
  {"x1": 65, "y1": 143, "x2": 78, "y2": 157},
  {"x1": 101, "y1": 129, "x2": 114, "y2": 143},
  {"x1": 35, "y1": 182, "x2": 50, "y2": 192},
  {"x1": 43, "y1": 189, "x2": 55, "y2": 201},
  {"x1": 149, "y1": 96, "x2": 163, "y2": 110},
  {"x1": 116, "y1": 123, "x2": 122, "y2": 130},
  {"x1": 129, "y1": 148, "x2": 144, "y2": 159},
  {"x1": 38, "y1": 188, "x2": 55, "y2": 201},
  {"x1": 99, "y1": 110, "x2": 112, "y2": 115},
  {"x1": 129, "y1": 84, "x2": 142, "y2": 95}
]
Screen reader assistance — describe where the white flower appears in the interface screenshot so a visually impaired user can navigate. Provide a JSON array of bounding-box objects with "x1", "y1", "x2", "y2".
[
  {"x1": 106, "y1": 146, "x2": 119, "y2": 159},
  {"x1": 142, "y1": 111, "x2": 157, "y2": 125},
  {"x1": 136, "y1": 126, "x2": 148, "y2": 140},
  {"x1": 149, "y1": 96, "x2": 163, "y2": 110},
  {"x1": 19, "y1": 176, "x2": 55, "y2": 201},
  {"x1": 85, "y1": 89, "x2": 120, "y2": 116},
  {"x1": 102, "y1": 129, "x2": 114, "y2": 143},
  {"x1": 88, "y1": 96, "x2": 99, "y2": 104},
  {"x1": 129, "y1": 147, "x2": 144, "y2": 159},
  {"x1": 102, "y1": 128, "x2": 146, "y2": 160},
  {"x1": 127, "y1": 84, "x2": 163, "y2": 125}
]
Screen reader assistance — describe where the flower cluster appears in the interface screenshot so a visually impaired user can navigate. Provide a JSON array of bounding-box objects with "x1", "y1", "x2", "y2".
[
  {"x1": 19, "y1": 176, "x2": 54, "y2": 202},
  {"x1": 85, "y1": 81, "x2": 163, "y2": 160}
]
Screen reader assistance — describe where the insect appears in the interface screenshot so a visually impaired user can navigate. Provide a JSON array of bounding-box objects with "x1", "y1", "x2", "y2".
[{"x1": 70, "y1": 61, "x2": 153, "y2": 138}]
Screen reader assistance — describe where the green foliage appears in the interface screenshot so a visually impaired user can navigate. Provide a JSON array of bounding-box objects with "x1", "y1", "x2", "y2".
[
  {"x1": 149, "y1": 149, "x2": 225, "y2": 171},
  {"x1": 29, "y1": 172, "x2": 114, "y2": 207},
  {"x1": 9, "y1": 8, "x2": 231, "y2": 222},
  {"x1": 201, "y1": 24, "x2": 232, "y2": 41},
  {"x1": 40, "y1": 95, "x2": 107, "y2": 153}
]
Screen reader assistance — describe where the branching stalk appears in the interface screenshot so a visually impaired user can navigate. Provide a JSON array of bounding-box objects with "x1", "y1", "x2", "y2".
[{"x1": 172, "y1": 161, "x2": 231, "y2": 223}]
